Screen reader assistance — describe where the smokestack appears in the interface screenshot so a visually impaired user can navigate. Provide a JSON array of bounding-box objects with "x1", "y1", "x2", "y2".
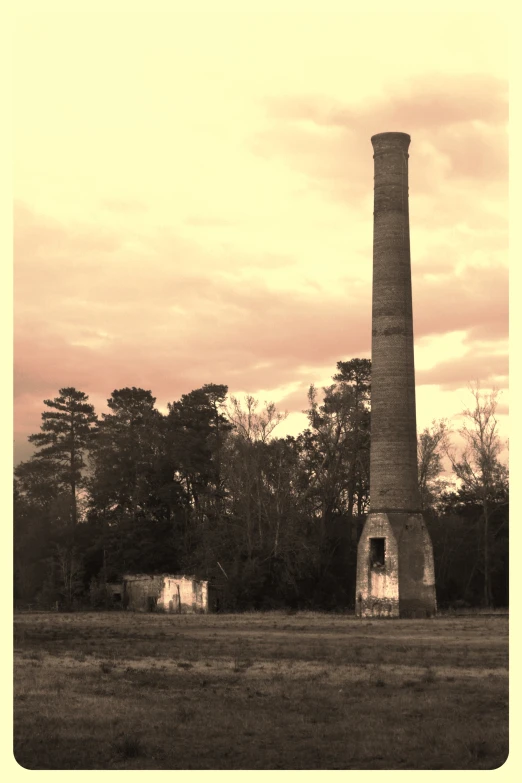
[
  {"x1": 355, "y1": 132, "x2": 436, "y2": 619},
  {"x1": 370, "y1": 132, "x2": 420, "y2": 513}
]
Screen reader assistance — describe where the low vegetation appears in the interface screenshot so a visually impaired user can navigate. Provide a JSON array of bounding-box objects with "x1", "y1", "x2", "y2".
[{"x1": 14, "y1": 611, "x2": 508, "y2": 770}]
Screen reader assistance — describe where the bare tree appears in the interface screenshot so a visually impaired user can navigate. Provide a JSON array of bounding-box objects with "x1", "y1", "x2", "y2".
[
  {"x1": 56, "y1": 546, "x2": 84, "y2": 608},
  {"x1": 227, "y1": 395, "x2": 288, "y2": 443},
  {"x1": 417, "y1": 419, "x2": 450, "y2": 511},
  {"x1": 445, "y1": 385, "x2": 507, "y2": 607},
  {"x1": 225, "y1": 395, "x2": 289, "y2": 556}
]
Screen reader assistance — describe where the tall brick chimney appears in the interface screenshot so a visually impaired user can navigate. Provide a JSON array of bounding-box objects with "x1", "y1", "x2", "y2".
[
  {"x1": 370, "y1": 132, "x2": 420, "y2": 514},
  {"x1": 355, "y1": 132, "x2": 437, "y2": 618}
]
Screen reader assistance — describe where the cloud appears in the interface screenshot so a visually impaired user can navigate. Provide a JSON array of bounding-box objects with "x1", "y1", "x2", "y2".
[
  {"x1": 266, "y1": 74, "x2": 507, "y2": 131},
  {"x1": 14, "y1": 204, "x2": 371, "y2": 459},
  {"x1": 416, "y1": 350, "x2": 508, "y2": 391},
  {"x1": 100, "y1": 198, "x2": 149, "y2": 214},
  {"x1": 412, "y1": 265, "x2": 508, "y2": 341},
  {"x1": 275, "y1": 384, "x2": 314, "y2": 415},
  {"x1": 14, "y1": 66, "x2": 508, "y2": 467},
  {"x1": 185, "y1": 215, "x2": 235, "y2": 227},
  {"x1": 252, "y1": 73, "x2": 508, "y2": 206}
]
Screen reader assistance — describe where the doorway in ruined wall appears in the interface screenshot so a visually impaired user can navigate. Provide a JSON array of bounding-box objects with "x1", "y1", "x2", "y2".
[
  {"x1": 195, "y1": 581, "x2": 203, "y2": 610},
  {"x1": 370, "y1": 537, "x2": 385, "y2": 568},
  {"x1": 369, "y1": 537, "x2": 387, "y2": 603},
  {"x1": 169, "y1": 585, "x2": 181, "y2": 613}
]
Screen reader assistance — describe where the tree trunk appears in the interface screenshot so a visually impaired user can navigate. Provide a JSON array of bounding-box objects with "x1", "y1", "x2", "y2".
[
  {"x1": 70, "y1": 419, "x2": 77, "y2": 531},
  {"x1": 484, "y1": 498, "x2": 492, "y2": 607}
]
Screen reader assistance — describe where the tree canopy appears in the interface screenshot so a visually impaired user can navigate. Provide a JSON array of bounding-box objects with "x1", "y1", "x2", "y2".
[{"x1": 14, "y1": 370, "x2": 508, "y2": 610}]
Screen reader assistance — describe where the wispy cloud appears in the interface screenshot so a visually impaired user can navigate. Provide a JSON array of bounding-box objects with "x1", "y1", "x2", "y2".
[
  {"x1": 253, "y1": 74, "x2": 507, "y2": 203},
  {"x1": 13, "y1": 14, "x2": 508, "y2": 464}
]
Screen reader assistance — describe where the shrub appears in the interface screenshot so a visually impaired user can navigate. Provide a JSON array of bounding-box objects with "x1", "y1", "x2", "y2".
[
  {"x1": 114, "y1": 734, "x2": 144, "y2": 759},
  {"x1": 233, "y1": 641, "x2": 254, "y2": 672},
  {"x1": 422, "y1": 666, "x2": 437, "y2": 684}
]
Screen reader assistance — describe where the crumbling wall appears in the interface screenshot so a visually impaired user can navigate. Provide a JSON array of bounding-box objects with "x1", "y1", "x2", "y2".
[
  {"x1": 123, "y1": 575, "x2": 164, "y2": 611},
  {"x1": 123, "y1": 574, "x2": 209, "y2": 613},
  {"x1": 395, "y1": 514, "x2": 437, "y2": 617},
  {"x1": 158, "y1": 576, "x2": 209, "y2": 614},
  {"x1": 105, "y1": 582, "x2": 123, "y2": 605},
  {"x1": 356, "y1": 513, "x2": 437, "y2": 618},
  {"x1": 356, "y1": 513, "x2": 400, "y2": 618}
]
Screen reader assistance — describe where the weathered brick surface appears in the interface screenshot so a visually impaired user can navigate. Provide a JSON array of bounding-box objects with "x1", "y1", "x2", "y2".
[
  {"x1": 370, "y1": 132, "x2": 420, "y2": 513},
  {"x1": 356, "y1": 513, "x2": 400, "y2": 618},
  {"x1": 355, "y1": 133, "x2": 436, "y2": 617},
  {"x1": 356, "y1": 513, "x2": 436, "y2": 618}
]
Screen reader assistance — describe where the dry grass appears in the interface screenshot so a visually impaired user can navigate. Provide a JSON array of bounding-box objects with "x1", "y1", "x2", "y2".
[{"x1": 13, "y1": 611, "x2": 508, "y2": 770}]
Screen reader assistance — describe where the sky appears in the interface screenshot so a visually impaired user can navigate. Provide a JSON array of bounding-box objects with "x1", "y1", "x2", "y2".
[{"x1": 13, "y1": 7, "x2": 509, "y2": 465}]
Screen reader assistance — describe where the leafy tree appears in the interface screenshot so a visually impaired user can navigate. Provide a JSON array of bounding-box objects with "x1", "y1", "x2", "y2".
[
  {"x1": 15, "y1": 455, "x2": 64, "y2": 511},
  {"x1": 91, "y1": 387, "x2": 164, "y2": 521},
  {"x1": 291, "y1": 360, "x2": 371, "y2": 607},
  {"x1": 13, "y1": 367, "x2": 508, "y2": 612},
  {"x1": 430, "y1": 478, "x2": 508, "y2": 608},
  {"x1": 445, "y1": 386, "x2": 508, "y2": 607},
  {"x1": 158, "y1": 384, "x2": 234, "y2": 588},
  {"x1": 27, "y1": 388, "x2": 98, "y2": 530},
  {"x1": 254, "y1": 435, "x2": 318, "y2": 606},
  {"x1": 303, "y1": 358, "x2": 371, "y2": 537},
  {"x1": 333, "y1": 359, "x2": 371, "y2": 520},
  {"x1": 14, "y1": 389, "x2": 97, "y2": 605},
  {"x1": 166, "y1": 383, "x2": 232, "y2": 516},
  {"x1": 87, "y1": 387, "x2": 176, "y2": 576},
  {"x1": 13, "y1": 478, "x2": 54, "y2": 604},
  {"x1": 14, "y1": 466, "x2": 80, "y2": 607}
]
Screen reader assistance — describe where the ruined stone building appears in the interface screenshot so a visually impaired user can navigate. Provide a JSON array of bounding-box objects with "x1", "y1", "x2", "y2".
[
  {"x1": 121, "y1": 574, "x2": 211, "y2": 613},
  {"x1": 355, "y1": 132, "x2": 437, "y2": 618}
]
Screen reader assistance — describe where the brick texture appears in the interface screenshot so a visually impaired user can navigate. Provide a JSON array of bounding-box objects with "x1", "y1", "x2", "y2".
[
  {"x1": 370, "y1": 132, "x2": 420, "y2": 513},
  {"x1": 355, "y1": 133, "x2": 436, "y2": 617},
  {"x1": 356, "y1": 513, "x2": 436, "y2": 618}
]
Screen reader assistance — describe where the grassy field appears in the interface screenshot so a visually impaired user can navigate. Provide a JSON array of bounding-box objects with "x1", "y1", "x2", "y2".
[{"x1": 13, "y1": 611, "x2": 508, "y2": 770}]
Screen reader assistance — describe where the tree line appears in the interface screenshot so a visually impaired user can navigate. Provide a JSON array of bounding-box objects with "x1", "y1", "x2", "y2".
[{"x1": 13, "y1": 359, "x2": 508, "y2": 611}]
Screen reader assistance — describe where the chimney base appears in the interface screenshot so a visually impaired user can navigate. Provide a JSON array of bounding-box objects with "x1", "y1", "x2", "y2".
[{"x1": 355, "y1": 512, "x2": 437, "y2": 618}]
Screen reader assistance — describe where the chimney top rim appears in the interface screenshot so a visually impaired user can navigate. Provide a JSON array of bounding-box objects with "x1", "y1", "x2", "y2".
[{"x1": 371, "y1": 132, "x2": 411, "y2": 149}]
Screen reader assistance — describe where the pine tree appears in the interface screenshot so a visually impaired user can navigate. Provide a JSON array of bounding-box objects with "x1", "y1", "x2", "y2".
[{"x1": 28, "y1": 387, "x2": 98, "y2": 530}]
